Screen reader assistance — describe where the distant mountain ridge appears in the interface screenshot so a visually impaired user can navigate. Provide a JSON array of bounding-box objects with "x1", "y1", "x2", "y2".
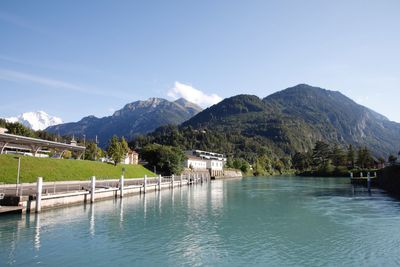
[
  {"x1": 145, "y1": 84, "x2": 400, "y2": 158},
  {"x1": 5, "y1": 111, "x2": 62, "y2": 131},
  {"x1": 46, "y1": 97, "x2": 202, "y2": 147}
]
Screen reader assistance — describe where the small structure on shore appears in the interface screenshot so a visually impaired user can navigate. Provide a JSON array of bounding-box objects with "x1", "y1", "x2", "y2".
[{"x1": 122, "y1": 149, "x2": 139, "y2": 165}]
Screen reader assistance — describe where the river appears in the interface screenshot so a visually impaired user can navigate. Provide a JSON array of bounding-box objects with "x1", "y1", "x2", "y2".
[{"x1": 1, "y1": 176, "x2": 400, "y2": 266}]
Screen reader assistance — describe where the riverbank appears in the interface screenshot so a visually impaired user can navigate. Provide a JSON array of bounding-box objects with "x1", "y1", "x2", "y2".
[
  {"x1": 0, "y1": 154, "x2": 155, "y2": 183},
  {"x1": 298, "y1": 169, "x2": 378, "y2": 178}
]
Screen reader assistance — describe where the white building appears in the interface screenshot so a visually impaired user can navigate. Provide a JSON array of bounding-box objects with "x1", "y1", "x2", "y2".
[
  {"x1": 185, "y1": 150, "x2": 226, "y2": 177},
  {"x1": 185, "y1": 155, "x2": 207, "y2": 170},
  {"x1": 207, "y1": 159, "x2": 224, "y2": 177}
]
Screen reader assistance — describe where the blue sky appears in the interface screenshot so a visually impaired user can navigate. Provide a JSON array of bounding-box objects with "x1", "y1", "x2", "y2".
[{"x1": 1, "y1": 0, "x2": 399, "y2": 122}]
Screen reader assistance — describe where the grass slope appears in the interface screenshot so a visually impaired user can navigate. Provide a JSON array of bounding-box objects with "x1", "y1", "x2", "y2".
[{"x1": 0, "y1": 155, "x2": 155, "y2": 184}]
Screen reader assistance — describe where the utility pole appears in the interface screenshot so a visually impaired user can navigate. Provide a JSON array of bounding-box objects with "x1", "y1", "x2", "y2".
[
  {"x1": 95, "y1": 135, "x2": 98, "y2": 161},
  {"x1": 83, "y1": 134, "x2": 86, "y2": 160}
]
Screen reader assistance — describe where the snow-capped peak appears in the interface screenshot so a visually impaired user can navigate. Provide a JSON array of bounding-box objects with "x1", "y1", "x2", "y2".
[{"x1": 5, "y1": 111, "x2": 63, "y2": 131}]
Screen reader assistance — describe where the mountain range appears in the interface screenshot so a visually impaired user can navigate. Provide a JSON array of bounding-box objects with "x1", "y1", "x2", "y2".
[
  {"x1": 43, "y1": 84, "x2": 400, "y2": 158},
  {"x1": 5, "y1": 111, "x2": 62, "y2": 131},
  {"x1": 139, "y1": 84, "x2": 400, "y2": 159},
  {"x1": 46, "y1": 97, "x2": 202, "y2": 147}
]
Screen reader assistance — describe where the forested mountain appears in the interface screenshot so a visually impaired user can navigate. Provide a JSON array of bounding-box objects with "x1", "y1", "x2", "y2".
[
  {"x1": 132, "y1": 84, "x2": 400, "y2": 160},
  {"x1": 46, "y1": 98, "x2": 202, "y2": 147}
]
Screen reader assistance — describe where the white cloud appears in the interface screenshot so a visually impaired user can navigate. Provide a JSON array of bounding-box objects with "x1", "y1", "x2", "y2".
[{"x1": 167, "y1": 81, "x2": 222, "y2": 107}]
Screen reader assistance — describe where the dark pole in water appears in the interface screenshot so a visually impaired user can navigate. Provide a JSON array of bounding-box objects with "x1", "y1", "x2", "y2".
[{"x1": 367, "y1": 172, "x2": 371, "y2": 193}]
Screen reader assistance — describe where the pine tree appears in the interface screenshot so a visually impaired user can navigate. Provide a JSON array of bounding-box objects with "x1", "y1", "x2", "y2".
[{"x1": 347, "y1": 144, "x2": 355, "y2": 169}]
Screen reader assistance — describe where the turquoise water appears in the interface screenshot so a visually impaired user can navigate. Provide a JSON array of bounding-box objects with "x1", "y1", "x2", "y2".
[{"x1": 1, "y1": 176, "x2": 400, "y2": 266}]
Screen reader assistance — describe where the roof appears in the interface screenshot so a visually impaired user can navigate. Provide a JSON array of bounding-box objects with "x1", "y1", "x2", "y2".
[
  {"x1": 128, "y1": 150, "x2": 138, "y2": 155},
  {"x1": 0, "y1": 132, "x2": 86, "y2": 151},
  {"x1": 186, "y1": 155, "x2": 206, "y2": 161}
]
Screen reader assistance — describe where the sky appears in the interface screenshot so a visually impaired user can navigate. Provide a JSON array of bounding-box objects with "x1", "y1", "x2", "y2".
[{"x1": 0, "y1": 0, "x2": 399, "y2": 123}]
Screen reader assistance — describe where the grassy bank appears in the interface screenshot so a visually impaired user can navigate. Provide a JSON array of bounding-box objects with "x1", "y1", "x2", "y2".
[{"x1": 0, "y1": 154, "x2": 155, "y2": 184}]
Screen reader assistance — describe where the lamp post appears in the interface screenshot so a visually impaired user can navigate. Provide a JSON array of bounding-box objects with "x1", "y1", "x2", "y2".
[{"x1": 14, "y1": 157, "x2": 21, "y2": 196}]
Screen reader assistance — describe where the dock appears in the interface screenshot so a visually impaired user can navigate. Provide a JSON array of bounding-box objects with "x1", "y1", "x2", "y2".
[
  {"x1": 0, "y1": 206, "x2": 23, "y2": 214},
  {"x1": 350, "y1": 171, "x2": 378, "y2": 192}
]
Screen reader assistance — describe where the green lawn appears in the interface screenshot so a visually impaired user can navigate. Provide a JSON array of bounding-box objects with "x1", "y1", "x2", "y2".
[{"x1": 0, "y1": 154, "x2": 155, "y2": 184}]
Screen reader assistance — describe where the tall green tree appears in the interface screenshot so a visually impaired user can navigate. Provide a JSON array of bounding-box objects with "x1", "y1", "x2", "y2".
[
  {"x1": 312, "y1": 141, "x2": 331, "y2": 167},
  {"x1": 107, "y1": 135, "x2": 123, "y2": 166},
  {"x1": 141, "y1": 144, "x2": 185, "y2": 175},
  {"x1": 121, "y1": 137, "x2": 129, "y2": 155},
  {"x1": 330, "y1": 145, "x2": 347, "y2": 167},
  {"x1": 357, "y1": 147, "x2": 373, "y2": 169},
  {"x1": 347, "y1": 144, "x2": 356, "y2": 169}
]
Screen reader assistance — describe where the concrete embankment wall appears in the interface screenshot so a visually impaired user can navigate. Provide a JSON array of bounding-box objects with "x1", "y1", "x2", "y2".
[
  {"x1": 16, "y1": 174, "x2": 209, "y2": 214},
  {"x1": 23, "y1": 181, "x2": 184, "y2": 213},
  {"x1": 215, "y1": 170, "x2": 243, "y2": 179}
]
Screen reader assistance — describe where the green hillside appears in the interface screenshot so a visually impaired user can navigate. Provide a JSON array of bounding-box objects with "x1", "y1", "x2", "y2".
[
  {"x1": 132, "y1": 84, "x2": 400, "y2": 161},
  {"x1": 0, "y1": 154, "x2": 155, "y2": 184}
]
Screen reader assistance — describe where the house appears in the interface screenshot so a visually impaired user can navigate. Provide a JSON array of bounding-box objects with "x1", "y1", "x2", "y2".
[{"x1": 122, "y1": 150, "x2": 139, "y2": 165}]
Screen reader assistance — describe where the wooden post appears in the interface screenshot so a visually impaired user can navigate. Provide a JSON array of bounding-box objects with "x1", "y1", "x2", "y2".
[
  {"x1": 119, "y1": 175, "x2": 124, "y2": 198},
  {"x1": 158, "y1": 174, "x2": 162, "y2": 191},
  {"x1": 143, "y1": 175, "x2": 147, "y2": 194},
  {"x1": 180, "y1": 174, "x2": 183, "y2": 186},
  {"x1": 360, "y1": 172, "x2": 363, "y2": 178},
  {"x1": 91, "y1": 176, "x2": 96, "y2": 203},
  {"x1": 171, "y1": 174, "x2": 174, "y2": 188},
  {"x1": 35, "y1": 177, "x2": 43, "y2": 213},
  {"x1": 367, "y1": 172, "x2": 371, "y2": 192},
  {"x1": 350, "y1": 172, "x2": 353, "y2": 178}
]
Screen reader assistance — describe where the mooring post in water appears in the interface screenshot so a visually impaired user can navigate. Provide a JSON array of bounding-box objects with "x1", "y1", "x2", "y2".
[
  {"x1": 374, "y1": 172, "x2": 377, "y2": 178},
  {"x1": 367, "y1": 172, "x2": 371, "y2": 192},
  {"x1": 35, "y1": 177, "x2": 43, "y2": 213},
  {"x1": 119, "y1": 175, "x2": 124, "y2": 198},
  {"x1": 172, "y1": 174, "x2": 174, "y2": 188},
  {"x1": 360, "y1": 172, "x2": 363, "y2": 178},
  {"x1": 91, "y1": 176, "x2": 96, "y2": 203},
  {"x1": 350, "y1": 172, "x2": 353, "y2": 178},
  {"x1": 158, "y1": 174, "x2": 162, "y2": 191},
  {"x1": 144, "y1": 175, "x2": 147, "y2": 194},
  {"x1": 180, "y1": 174, "x2": 183, "y2": 186}
]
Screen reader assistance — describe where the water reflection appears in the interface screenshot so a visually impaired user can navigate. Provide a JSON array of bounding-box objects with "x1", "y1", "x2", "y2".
[
  {"x1": 119, "y1": 199, "x2": 124, "y2": 228},
  {"x1": 34, "y1": 213, "x2": 41, "y2": 251},
  {"x1": 89, "y1": 204, "x2": 95, "y2": 237},
  {"x1": 158, "y1": 190, "x2": 162, "y2": 216}
]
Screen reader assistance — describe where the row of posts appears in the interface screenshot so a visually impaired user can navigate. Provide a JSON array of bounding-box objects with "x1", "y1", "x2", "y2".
[
  {"x1": 350, "y1": 171, "x2": 377, "y2": 178},
  {"x1": 35, "y1": 173, "x2": 208, "y2": 213}
]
